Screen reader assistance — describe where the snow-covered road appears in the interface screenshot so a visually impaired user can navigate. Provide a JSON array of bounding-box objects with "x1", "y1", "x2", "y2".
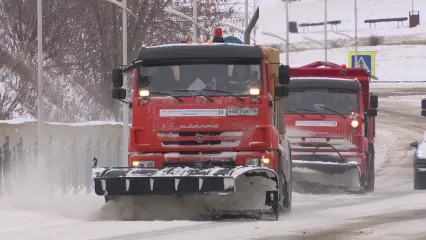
[{"x1": 0, "y1": 83, "x2": 425, "y2": 240}]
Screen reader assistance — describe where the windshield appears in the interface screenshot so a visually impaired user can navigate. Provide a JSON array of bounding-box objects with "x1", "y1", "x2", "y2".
[
  {"x1": 284, "y1": 88, "x2": 359, "y2": 114},
  {"x1": 138, "y1": 63, "x2": 262, "y2": 96}
]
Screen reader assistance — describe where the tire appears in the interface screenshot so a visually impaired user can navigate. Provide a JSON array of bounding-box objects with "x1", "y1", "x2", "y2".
[
  {"x1": 280, "y1": 145, "x2": 292, "y2": 214},
  {"x1": 414, "y1": 172, "x2": 425, "y2": 190},
  {"x1": 104, "y1": 195, "x2": 119, "y2": 203},
  {"x1": 364, "y1": 145, "x2": 375, "y2": 192}
]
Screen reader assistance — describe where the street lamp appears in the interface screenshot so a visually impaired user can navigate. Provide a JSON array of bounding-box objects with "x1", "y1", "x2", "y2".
[
  {"x1": 324, "y1": 0, "x2": 328, "y2": 62},
  {"x1": 261, "y1": 30, "x2": 296, "y2": 64},
  {"x1": 103, "y1": 0, "x2": 137, "y2": 166},
  {"x1": 193, "y1": 0, "x2": 198, "y2": 42},
  {"x1": 37, "y1": 0, "x2": 43, "y2": 165},
  {"x1": 282, "y1": 0, "x2": 290, "y2": 65},
  {"x1": 164, "y1": 9, "x2": 205, "y2": 31},
  {"x1": 163, "y1": 8, "x2": 212, "y2": 41},
  {"x1": 164, "y1": 2, "x2": 199, "y2": 42},
  {"x1": 354, "y1": 0, "x2": 359, "y2": 67}
]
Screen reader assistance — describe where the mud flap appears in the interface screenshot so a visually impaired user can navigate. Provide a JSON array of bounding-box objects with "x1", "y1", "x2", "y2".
[
  {"x1": 292, "y1": 160, "x2": 363, "y2": 193},
  {"x1": 92, "y1": 166, "x2": 279, "y2": 220}
]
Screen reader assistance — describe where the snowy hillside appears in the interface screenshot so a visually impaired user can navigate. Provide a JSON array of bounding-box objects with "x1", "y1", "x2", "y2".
[
  {"x1": 283, "y1": 44, "x2": 425, "y2": 82},
  {"x1": 257, "y1": 0, "x2": 426, "y2": 45}
]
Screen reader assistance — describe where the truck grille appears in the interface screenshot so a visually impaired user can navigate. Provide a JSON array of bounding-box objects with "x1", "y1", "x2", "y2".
[
  {"x1": 293, "y1": 154, "x2": 344, "y2": 163},
  {"x1": 416, "y1": 159, "x2": 426, "y2": 169},
  {"x1": 157, "y1": 131, "x2": 243, "y2": 148}
]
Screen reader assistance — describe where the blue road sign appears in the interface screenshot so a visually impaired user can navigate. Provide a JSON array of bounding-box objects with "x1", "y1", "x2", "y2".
[{"x1": 347, "y1": 51, "x2": 376, "y2": 76}]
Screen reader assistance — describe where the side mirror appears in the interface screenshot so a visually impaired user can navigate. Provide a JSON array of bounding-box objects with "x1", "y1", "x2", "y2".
[
  {"x1": 278, "y1": 65, "x2": 290, "y2": 85},
  {"x1": 410, "y1": 141, "x2": 419, "y2": 148},
  {"x1": 275, "y1": 85, "x2": 289, "y2": 97},
  {"x1": 112, "y1": 68, "x2": 123, "y2": 88},
  {"x1": 370, "y1": 95, "x2": 378, "y2": 108},
  {"x1": 367, "y1": 108, "x2": 377, "y2": 117},
  {"x1": 112, "y1": 88, "x2": 126, "y2": 100}
]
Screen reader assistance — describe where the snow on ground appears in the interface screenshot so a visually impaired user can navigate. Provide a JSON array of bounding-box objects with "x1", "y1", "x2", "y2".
[
  {"x1": 347, "y1": 219, "x2": 426, "y2": 240},
  {"x1": 382, "y1": 94, "x2": 426, "y2": 109},
  {"x1": 282, "y1": 44, "x2": 426, "y2": 82},
  {"x1": 257, "y1": 0, "x2": 426, "y2": 45}
]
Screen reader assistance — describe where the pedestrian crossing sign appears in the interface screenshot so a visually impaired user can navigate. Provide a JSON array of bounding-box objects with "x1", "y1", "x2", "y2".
[{"x1": 347, "y1": 51, "x2": 376, "y2": 76}]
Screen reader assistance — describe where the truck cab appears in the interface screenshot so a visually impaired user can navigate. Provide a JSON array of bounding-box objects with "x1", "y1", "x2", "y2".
[{"x1": 284, "y1": 62, "x2": 378, "y2": 193}]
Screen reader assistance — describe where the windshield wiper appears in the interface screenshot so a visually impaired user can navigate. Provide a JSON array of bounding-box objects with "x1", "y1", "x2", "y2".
[
  {"x1": 285, "y1": 109, "x2": 306, "y2": 118},
  {"x1": 316, "y1": 106, "x2": 346, "y2": 119},
  {"x1": 294, "y1": 108, "x2": 326, "y2": 118},
  {"x1": 201, "y1": 89, "x2": 244, "y2": 102},
  {"x1": 147, "y1": 92, "x2": 183, "y2": 102},
  {"x1": 171, "y1": 89, "x2": 213, "y2": 102}
]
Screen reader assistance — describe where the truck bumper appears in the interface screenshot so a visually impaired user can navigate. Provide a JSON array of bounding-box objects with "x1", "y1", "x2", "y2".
[{"x1": 292, "y1": 160, "x2": 363, "y2": 192}]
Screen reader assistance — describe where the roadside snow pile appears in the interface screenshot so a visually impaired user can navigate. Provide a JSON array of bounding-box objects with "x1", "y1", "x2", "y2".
[
  {"x1": 0, "y1": 209, "x2": 79, "y2": 234},
  {"x1": 381, "y1": 94, "x2": 426, "y2": 113}
]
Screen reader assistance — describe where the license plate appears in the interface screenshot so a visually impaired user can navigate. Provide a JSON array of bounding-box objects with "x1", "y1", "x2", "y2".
[
  {"x1": 226, "y1": 108, "x2": 259, "y2": 116},
  {"x1": 304, "y1": 138, "x2": 328, "y2": 143}
]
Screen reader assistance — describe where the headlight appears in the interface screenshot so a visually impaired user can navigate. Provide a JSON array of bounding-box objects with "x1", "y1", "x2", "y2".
[
  {"x1": 139, "y1": 89, "x2": 150, "y2": 97},
  {"x1": 347, "y1": 157, "x2": 362, "y2": 164},
  {"x1": 261, "y1": 157, "x2": 270, "y2": 166},
  {"x1": 351, "y1": 120, "x2": 359, "y2": 128},
  {"x1": 418, "y1": 150, "x2": 426, "y2": 158},
  {"x1": 249, "y1": 88, "x2": 260, "y2": 96},
  {"x1": 131, "y1": 160, "x2": 155, "y2": 168},
  {"x1": 246, "y1": 158, "x2": 260, "y2": 166}
]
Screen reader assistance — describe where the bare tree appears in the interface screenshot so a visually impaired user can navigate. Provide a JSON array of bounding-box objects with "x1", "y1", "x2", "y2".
[{"x1": 0, "y1": 0, "x2": 237, "y2": 122}]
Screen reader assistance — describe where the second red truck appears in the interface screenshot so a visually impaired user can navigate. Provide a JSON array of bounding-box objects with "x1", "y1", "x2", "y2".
[{"x1": 284, "y1": 61, "x2": 378, "y2": 193}]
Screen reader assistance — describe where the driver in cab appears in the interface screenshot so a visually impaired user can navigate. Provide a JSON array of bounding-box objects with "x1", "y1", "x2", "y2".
[{"x1": 224, "y1": 65, "x2": 259, "y2": 93}]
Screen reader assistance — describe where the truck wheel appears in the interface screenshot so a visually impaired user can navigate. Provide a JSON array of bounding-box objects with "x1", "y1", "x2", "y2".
[
  {"x1": 282, "y1": 178, "x2": 291, "y2": 213},
  {"x1": 105, "y1": 195, "x2": 119, "y2": 203},
  {"x1": 414, "y1": 172, "x2": 425, "y2": 190},
  {"x1": 280, "y1": 147, "x2": 292, "y2": 214},
  {"x1": 364, "y1": 147, "x2": 375, "y2": 192}
]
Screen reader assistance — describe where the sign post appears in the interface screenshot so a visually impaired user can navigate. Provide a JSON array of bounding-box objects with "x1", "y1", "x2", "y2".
[{"x1": 347, "y1": 51, "x2": 376, "y2": 76}]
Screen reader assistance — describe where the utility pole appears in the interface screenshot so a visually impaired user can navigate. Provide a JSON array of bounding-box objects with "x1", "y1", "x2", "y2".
[
  {"x1": 37, "y1": 0, "x2": 44, "y2": 165},
  {"x1": 244, "y1": 0, "x2": 249, "y2": 29},
  {"x1": 354, "y1": 0, "x2": 358, "y2": 67},
  {"x1": 122, "y1": 0, "x2": 129, "y2": 166},
  {"x1": 285, "y1": 0, "x2": 290, "y2": 65},
  {"x1": 324, "y1": 0, "x2": 328, "y2": 62},
  {"x1": 193, "y1": 0, "x2": 198, "y2": 42}
]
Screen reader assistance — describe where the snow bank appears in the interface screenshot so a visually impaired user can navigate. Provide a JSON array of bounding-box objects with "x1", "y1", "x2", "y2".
[{"x1": 0, "y1": 118, "x2": 125, "y2": 126}]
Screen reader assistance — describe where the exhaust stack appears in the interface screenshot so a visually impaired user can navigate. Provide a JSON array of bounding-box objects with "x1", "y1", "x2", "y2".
[{"x1": 244, "y1": 7, "x2": 259, "y2": 45}]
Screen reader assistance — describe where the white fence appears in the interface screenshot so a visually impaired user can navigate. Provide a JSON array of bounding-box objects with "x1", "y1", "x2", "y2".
[{"x1": 0, "y1": 119, "x2": 123, "y2": 195}]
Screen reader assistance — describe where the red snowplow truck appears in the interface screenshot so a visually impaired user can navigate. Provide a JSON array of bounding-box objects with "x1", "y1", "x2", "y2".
[
  {"x1": 91, "y1": 27, "x2": 293, "y2": 220},
  {"x1": 284, "y1": 62, "x2": 378, "y2": 193}
]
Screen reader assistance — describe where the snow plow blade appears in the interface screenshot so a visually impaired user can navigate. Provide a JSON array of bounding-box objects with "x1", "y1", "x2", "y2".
[
  {"x1": 92, "y1": 166, "x2": 280, "y2": 220},
  {"x1": 292, "y1": 160, "x2": 363, "y2": 193}
]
